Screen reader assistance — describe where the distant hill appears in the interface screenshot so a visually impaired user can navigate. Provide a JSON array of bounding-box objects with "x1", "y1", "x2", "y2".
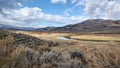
[
  {"x1": 1, "y1": 19, "x2": 120, "y2": 33},
  {"x1": 0, "y1": 24, "x2": 35, "y2": 31},
  {"x1": 35, "y1": 27, "x2": 56, "y2": 32},
  {"x1": 35, "y1": 19, "x2": 120, "y2": 33}
]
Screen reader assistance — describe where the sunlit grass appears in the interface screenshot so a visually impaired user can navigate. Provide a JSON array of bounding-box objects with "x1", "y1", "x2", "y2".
[
  {"x1": 0, "y1": 35, "x2": 14, "y2": 66},
  {"x1": 70, "y1": 35, "x2": 120, "y2": 42},
  {"x1": 0, "y1": 30, "x2": 120, "y2": 68}
]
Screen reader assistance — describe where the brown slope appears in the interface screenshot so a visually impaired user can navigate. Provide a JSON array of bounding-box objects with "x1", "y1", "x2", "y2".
[
  {"x1": 36, "y1": 19, "x2": 120, "y2": 33},
  {"x1": 0, "y1": 29, "x2": 63, "y2": 48}
]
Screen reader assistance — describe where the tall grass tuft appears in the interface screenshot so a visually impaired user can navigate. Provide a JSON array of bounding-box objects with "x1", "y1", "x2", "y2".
[{"x1": 0, "y1": 35, "x2": 14, "y2": 66}]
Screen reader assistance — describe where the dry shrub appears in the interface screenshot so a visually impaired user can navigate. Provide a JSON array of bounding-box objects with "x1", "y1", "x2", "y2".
[
  {"x1": 0, "y1": 35, "x2": 27, "y2": 68},
  {"x1": 0, "y1": 35, "x2": 14, "y2": 66},
  {"x1": 1, "y1": 32, "x2": 120, "y2": 68},
  {"x1": 87, "y1": 47, "x2": 120, "y2": 68}
]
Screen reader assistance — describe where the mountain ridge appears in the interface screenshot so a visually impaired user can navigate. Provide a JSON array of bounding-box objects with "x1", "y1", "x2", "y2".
[
  {"x1": 1, "y1": 19, "x2": 120, "y2": 33},
  {"x1": 35, "y1": 19, "x2": 120, "y2": 33}
]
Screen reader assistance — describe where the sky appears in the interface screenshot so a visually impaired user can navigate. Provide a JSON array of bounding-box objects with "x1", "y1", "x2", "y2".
[{"x1": 0, "y1": 0, "x2": 120, "y2": 28}]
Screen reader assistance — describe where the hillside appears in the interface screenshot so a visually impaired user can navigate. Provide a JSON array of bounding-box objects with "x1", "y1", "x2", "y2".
[
  {"x1": 1, "y1": 19, "x2": 120, "y2": 33},
  {"x1": 36, "y1": 19, "x2": 120, "y2": 33},
  {"x1": 0, "y1": 29, "x2": 67, "y2": 48}
]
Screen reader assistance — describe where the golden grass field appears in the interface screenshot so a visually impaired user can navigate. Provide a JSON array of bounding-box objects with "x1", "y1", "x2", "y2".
[
  {"x1": 70, "y1": 34, "x2": 120, "y2": 42},
  {"x1": 14, "y1": 31, "x2": 74, "y2": 42},
  {"x1": 14, "y1": 31, "x2": 120, "y2": 42},
  {"x1": 1, "y1": 30, "x2": 120, "y2": 68}
]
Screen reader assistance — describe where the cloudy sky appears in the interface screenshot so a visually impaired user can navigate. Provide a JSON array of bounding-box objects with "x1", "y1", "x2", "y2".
[{"x1": 0, "y1": 0, "x2": 120, "y2": 28}]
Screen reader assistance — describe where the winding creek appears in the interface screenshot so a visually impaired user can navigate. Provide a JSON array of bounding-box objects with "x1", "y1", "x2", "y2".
[
  {"x1": 57, "y1": 36, "x2": 75, "y2": 40},
  {"x1": 57, "y1": 36, "x2": 120, "y2": 42}
]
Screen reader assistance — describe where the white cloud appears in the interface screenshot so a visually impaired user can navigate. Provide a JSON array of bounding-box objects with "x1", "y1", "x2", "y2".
[
  {"x1": 0, "y1": 0, "x2": 88, "y2": 27},
  {"x1": 1, "y1": 0, "x2": 120, "y2": 28},
  {"x1": 0, "y1": 7, "x2": 44, "y2": 27},
  {"x1": 74, "y1": 0, "x2": 120, "y2": 19},
  {"x1": 0, "y1": 7, "x2": 87, "y2": 27},
  {"x1": 51, "y1": 0, "x2": 67, "y2": 4},
  {"x1": 17, "y1": 3, "x2": 23, "y2": 7}
]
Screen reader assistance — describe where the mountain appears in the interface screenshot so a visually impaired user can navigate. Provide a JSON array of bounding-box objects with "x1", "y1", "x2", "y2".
[
  {"x1": 0, "y1": 24, "x2": 35, "y2": 30},
  {"x1": 36, "y1": 19, "x2": 120, "y2": 33},
  {"x1": 35, "y1": 27, "x2": 56, "y2": 32},
  {"x1": 1, "y1": 19, "x2": 120, "y2": 33}
]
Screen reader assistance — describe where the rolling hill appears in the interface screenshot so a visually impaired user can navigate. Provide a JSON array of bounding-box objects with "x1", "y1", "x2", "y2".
[
  {"x1": 1, "y1": 19, "x2": 120, "y2": 33},
  {"x1": 36, "y1": 19, "x2": 120, "y2": 33}
]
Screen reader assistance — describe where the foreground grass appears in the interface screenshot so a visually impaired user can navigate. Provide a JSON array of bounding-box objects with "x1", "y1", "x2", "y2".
[
  {"x1": 0, "y1": 31, "x2": 120, "y2": 68},
  {"x1": 0, "y1": 35, "x2": 87, "y2": 68}
]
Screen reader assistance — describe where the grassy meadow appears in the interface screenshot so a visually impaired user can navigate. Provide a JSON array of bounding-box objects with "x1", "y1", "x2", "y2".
[
  {"x1": 69, "y1": 34, "x2": 120, "y2": 42},
  {"x1": 0, "y1": 30, "x2": 120, "y2": 68}
]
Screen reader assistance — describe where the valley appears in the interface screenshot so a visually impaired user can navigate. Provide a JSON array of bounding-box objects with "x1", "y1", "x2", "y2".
[
  {"x1": 1, "y1": 0, "x2": 120, "y2": 67},
  {"x1": 0, "y1": 19, "x2": 120, "y2": 68},
  {"x1": 14, "y1": 30, "x2": 120, "y2": 42}
]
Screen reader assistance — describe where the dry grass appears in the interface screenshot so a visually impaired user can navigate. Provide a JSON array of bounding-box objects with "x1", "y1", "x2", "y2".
[
  {"x1": 86, "y1": 46, "x2": 120, "y2": 68},
  {"x1": 0, "y1": 35, "x2": 27, "y2": 68},
  {"x1": 70, "y1": 34, "x2": 120, "y2": 42},
  {"x1": 0, "y1": 37, "x2": 120, "y2": 68},
  {"x1": 14, "y1": 31, "x2": 120, "y2": 42},
  {"x1": 0, "y1": 35, "x2": 87, "y2": 68},
  {"x1": 0, "y1": 35, "x2": 14, "y2": 65},
  {"x1": 1, "y1": 30, "x2": 120, "y2": 68},
  {"x1": 14, "y1": 31, "x2": 73, "y2": 41},
  {"x1": 53, "y1": 44, "x2": 120, "y2": 68}
]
